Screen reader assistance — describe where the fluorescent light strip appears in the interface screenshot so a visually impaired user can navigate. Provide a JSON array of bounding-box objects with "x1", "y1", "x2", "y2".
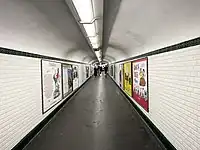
[
  {"x1": 89, "y1": 36, "x2": 98, "y2": 43},
  {"x1": 90, "y1": 35, "x2": 100, "y2": 49},
  {"x1": 95, "y1": 51, "x2": 101, "y2": 58},
  {"x1": 95, "y1": 50, "x2": 102, "y2": 62},
  {"x1": 72, "y1": 0, "x2": 93, "y2": 22},
  {"x1": 92, "y1": 43, "x2": 99, "y2": 49},
  {"x1": 83, "y1": 23, "x2": 96, "y2": 37},
  {"x1": 72, "y1": 0, "x2": 100, "y2": 49}
]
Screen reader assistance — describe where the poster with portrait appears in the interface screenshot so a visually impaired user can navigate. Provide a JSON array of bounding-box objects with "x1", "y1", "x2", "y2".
[
  {"x1": 86, "y1": 66, "x2": 89, "y2": 78},
  {"x1": 41, "y1": 60, "x2": 62, "y2": 114},
  {"x1": 62, "y1": 64, "x2": 73, "y2": 97},
  {"x1": 132, "y1": 58, "x2": 149, "y2": 112},
  {"x1": 123, "y1": 62, "x2": 132, "y2": 96},
  {"x1": 73, "y1": 65, "x2": 79, "y2": 90},
  {"x1": 119, "y1": 64, "x2": 124, "y2": 88}
]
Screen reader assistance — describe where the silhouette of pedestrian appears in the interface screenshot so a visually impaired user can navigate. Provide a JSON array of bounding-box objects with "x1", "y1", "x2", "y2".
[
  {"x1": 94, "y1": 67, "x2": 97, "y2": 77},
  {"x1": 104, "y1": 65, "x2": 108, "y2": 77}
]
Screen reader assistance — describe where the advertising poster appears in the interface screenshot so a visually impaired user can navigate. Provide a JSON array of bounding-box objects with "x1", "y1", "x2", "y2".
[
  {"x1": 41, "y1": 60, "x2": 62, "y2": 113},
  {"x1": 62, "y1": 64, "x2": 73, "y2": 97},
  {"x1": 132, "y1": 58, "x2": 149, "y2": 112},
  {"x1": 111, "y1": 65, "x2": 114, "y2": 76},
  {"x1": 86, "y1": 66, "x2": 89, "y2": 78},
  {"x1": 119, "y1": 64, "x2": 124, "y2": 88},
  {"x1": 73, "y1": 65, "x2": 79, "y2": 90},
  {"x1": 90, "y1": 65, "x2": 94, "y2": 75},
  {"x1": 114, "y1": 65, "x2": 116, "y2": 79},
  {"x1": 123, "y1": 62, "x2": 132, "y2": 96}
]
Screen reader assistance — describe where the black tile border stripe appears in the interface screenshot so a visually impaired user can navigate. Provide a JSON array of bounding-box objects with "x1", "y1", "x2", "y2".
[
  {"x1": 115, "y1": 37, "x2": 200, "y2": 64},
  {"x1": 109, "y1": 75, "x2": 176, "y2": 150},
  {"x1": 0, "y1": 47, "x2": 86, "y2": 64},
  {"x1": 12, "y1": 76, "x2": 92, "y2": 150}
]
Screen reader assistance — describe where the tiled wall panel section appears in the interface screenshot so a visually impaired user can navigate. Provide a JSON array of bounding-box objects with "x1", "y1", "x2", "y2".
[
  {"x1": 0, "y1": 54, "x2": 66, "y2": 150},
  {"x1": 0, "y1": 54, "x2": 41, "y2": 150},
  {"x1": 79, "y1": 64, "x2": 85, "y2": 85},
  {"x1": 114, "y1": 64, "x2": 120, "y2": 85},
  {"x1": 148, "y1": 45, "x2": 200, "y2": 150}
]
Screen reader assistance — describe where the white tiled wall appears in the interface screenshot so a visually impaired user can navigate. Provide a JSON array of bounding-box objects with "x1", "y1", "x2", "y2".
[
  {"x1": 0, "y1": 53, "x2": 88, "y2": 150},
  {"x1": 114, "y1": 45, "x2": 200, "y2": 150},
  {"x1": 79, "y1": 64, "x2": 86, "y2": 85},
  {"x1": 148, "y1": 45, "x2": 200, "y2": 150}
]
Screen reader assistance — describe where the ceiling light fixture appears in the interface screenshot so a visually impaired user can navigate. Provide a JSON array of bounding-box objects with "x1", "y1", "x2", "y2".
[
  {"x1": 89, "y1": 36, "x2": 98, "y2": 43},
  {"x1": 71, "y1": 0, "x2": 101, "y2": 50},
  {"x1": 95, "y1": 50, "x2": 102, "y2": 62},
  {"x1": 72, "y1": 0, "x2": 93, "y2": 22},
  {"x1": 92, "y1": 43, "x2": 99, "y2": 49},
  {"x1": 83, "y1": 23, "x2": 96, "y2": 37}
]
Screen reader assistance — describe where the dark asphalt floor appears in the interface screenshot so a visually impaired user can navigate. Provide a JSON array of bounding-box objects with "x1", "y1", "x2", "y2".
[{"x1": 24, "y1": 75, "x2": 165, "y2": 150}]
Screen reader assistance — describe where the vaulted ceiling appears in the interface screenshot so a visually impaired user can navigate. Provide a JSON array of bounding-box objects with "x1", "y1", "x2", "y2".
[
  {"x1": 103, "y1": 0, "x2": 200, "y2": 62},
  {"x1": 0, "y1": 0, "x2": 200, "y2": 64},
  {"x1": 0, "y1": 0, "x2": 96, "y2": 63}
]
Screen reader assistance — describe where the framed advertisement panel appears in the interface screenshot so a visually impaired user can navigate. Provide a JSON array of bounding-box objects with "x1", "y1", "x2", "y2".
[
  {"x1": 62, "y1": 64, "x2": 73, "y2": 98},
  {"x1": 73, "y1": 65, "x2": 79, "y2": 90},
  {"x1": 114, "y1": 65, "x2": 116, "y2": 79},
  {"x1": 132, "y1": 57, "x2": 149, "y2": 112},
  {"x1": 111, "y1": 65, "x2": 114, "y2": 76},
  {"x1": 41, "y1": 60, "x2": 62, "y2": 114},
  {"x1": 90, "y1": 65, "x2": 94, "y2": 75},
  {"x1": 123, "y1": 62, "x2": 132, "y2": 96},
  {"x1": 86, "y1": 66, "x2": 89, "y2": 78},
  {"x1": 119, "y1": 64, "x2": 124, "y2": 88}
]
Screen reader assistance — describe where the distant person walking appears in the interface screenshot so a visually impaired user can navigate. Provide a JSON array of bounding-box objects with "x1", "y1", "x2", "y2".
[
  {"x1": 98, "y1": 66, "x2": 101, "y2": 76},
  {"x1": 94, "y1": 67, "x2": 97, "y2": 77},
  {"x1": 100, "y1": 66, "x2": 103, "y2": 76},
  {"x1": 104, "y1": 65, "x2": 108, "y2": 77}
]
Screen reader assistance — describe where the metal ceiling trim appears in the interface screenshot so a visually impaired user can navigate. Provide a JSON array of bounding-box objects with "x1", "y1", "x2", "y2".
[{"x1": 79, "y1": 16, "x2": 101, "y2": 24}]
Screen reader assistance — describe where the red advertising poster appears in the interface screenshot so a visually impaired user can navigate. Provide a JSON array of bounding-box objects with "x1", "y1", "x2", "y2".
[{"x1": 132, "y1": 58, "x2": 149, "y2": 112}]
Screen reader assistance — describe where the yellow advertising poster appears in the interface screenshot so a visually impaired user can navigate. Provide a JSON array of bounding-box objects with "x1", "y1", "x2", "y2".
[{"x1": 123, "y1": 62, "x2": 132, "y2": 96}]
